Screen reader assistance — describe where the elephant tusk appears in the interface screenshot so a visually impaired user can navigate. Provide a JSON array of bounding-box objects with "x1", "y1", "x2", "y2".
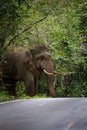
[
  {"x1": 43, "y1": 69, "x2": 63, "y2": 75},
  {"x1": 43, "y1": 69, "x2": 54, "y2": 75},
  {"x1": 53, "y1": 71, "x2": 63, "y2": 75}
]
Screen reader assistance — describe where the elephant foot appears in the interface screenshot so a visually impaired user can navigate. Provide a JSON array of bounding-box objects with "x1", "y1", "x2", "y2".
[
  {"x1": 48, "y1": 86, "x2": 56, "y2": 97},
  {"x1": 26, "y1": 87, "x2": 36, "y2": 97}
]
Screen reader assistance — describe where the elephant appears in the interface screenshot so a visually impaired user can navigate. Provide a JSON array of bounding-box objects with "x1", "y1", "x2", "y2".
[{"x1": 2, "y1": 45, "x2": 56, "y2": 97}]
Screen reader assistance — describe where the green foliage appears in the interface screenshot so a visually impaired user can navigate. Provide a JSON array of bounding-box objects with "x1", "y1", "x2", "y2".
[
  {"x1": 49, "y1": 1, "x2": 87, "y2": 97},
  {"x1": 0, "y1": 0, "x2": 87, "y2": 99},
  {"x1": 37, "y1": 73, "x2": 48, "y2": 95},
  {"x1": 16, "y1": 82, "x2": 26, "y2": 98},
  {"x1": 0, "y1": 86, "x2": 15, "y2": 102},
  {"x1": 0, "y1": 91, "x2": 10, "y2": 102},
  {"x1": 32, "y1": 94, "x2": 47, "y2": 98},
  {"x1": 0, "y1": 0, "x2": 27, "y2": 45}
]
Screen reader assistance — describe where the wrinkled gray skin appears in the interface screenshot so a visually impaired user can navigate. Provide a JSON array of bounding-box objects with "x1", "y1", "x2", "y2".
[{"x1": 2, "y1": 45, "x2": 56, "y2": 97}]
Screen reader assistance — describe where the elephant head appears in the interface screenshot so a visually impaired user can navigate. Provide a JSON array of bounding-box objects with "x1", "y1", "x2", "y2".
[{"x1": 30, "y1": 45, "x2": 56, "y2": 97}]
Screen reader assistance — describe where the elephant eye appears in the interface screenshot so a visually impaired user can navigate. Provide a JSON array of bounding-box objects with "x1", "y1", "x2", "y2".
[
  {"x1": 40, "y1": 55, "x2": 45, "y2": 60},
  {"x1": 36, "y1": 56, "x2": 41, "y2": 60},
  {"x1": 36, "y1": 55, "x2": 44, "y2": 60}
]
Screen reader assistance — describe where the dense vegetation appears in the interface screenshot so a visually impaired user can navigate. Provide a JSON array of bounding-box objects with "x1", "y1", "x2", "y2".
[{"x1": 0, "y1": 0, "x2": 87, "y2": 101}]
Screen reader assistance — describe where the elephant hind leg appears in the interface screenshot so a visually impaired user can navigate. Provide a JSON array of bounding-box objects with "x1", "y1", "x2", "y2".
[
  {"x1": 3, "y1": 78, "x2": 17, "y2": 96},
  {"x1": 7, "y1": 84, "x2": 16, "y2": 97}
]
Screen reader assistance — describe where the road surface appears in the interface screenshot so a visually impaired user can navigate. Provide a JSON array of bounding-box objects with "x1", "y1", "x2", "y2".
[{"x1": 0, "y1": 98, "x2": 87, "y2": 130}]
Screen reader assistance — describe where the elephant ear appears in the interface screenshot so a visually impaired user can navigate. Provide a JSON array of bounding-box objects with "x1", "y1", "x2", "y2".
[
  {"x1": 24, "y1": 51, "x2": 39, "y2": 76},
  {"x1": 24, "y1": 51, "x2": 33, "y2": 67}
]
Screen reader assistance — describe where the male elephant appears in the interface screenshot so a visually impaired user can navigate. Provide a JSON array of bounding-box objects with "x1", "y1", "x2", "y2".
[{"x1": 2, "y1": 45, "x2": 56, "y2": 97}]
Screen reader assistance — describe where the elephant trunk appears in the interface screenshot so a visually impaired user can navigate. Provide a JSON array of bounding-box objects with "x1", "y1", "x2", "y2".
[
  {"x1": 46, "y1": 75, "x2": 56, "y2": 97},
  {"x1": 41, "y1": 60, "x2": 56, "y2": 97}
]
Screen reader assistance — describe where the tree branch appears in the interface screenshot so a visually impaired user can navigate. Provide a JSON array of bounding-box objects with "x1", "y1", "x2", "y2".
[{"x1": 5, "y1": 16, "x2": 47, "y2": 48}]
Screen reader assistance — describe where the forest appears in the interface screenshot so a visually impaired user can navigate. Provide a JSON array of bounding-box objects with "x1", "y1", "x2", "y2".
[{"x1": 0, "y1": 0, "x2": 87, "y2": 101}]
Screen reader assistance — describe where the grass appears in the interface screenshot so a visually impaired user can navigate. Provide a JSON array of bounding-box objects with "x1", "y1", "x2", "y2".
[{"x1": 0, "y1": 92, "x2": 47, "y2": 102}]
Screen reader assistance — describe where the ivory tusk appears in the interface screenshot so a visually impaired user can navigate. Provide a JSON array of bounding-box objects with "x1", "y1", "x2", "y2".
[
  {"x1": 43, "y1": 69, "x2": 54, "y2": 75},
  {"x1": 53, "y1": 71, "x2": 63, "y2": 75},
  {"x1": 43, "y1": 69, "x2": 63, "y2": 75}
]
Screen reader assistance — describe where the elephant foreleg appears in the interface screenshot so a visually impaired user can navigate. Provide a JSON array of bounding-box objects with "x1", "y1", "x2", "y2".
[
  {"x1": 34, "y1": 77, "x2": 38, "y2": 95},
  {"x1": 24, "y1": 73, "x2": 36, "y2": 96}
]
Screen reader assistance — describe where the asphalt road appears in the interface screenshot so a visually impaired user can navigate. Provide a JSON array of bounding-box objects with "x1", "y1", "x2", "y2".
[{"x1": 0, "y1": 98, "x2": 87, "y2": 130}]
